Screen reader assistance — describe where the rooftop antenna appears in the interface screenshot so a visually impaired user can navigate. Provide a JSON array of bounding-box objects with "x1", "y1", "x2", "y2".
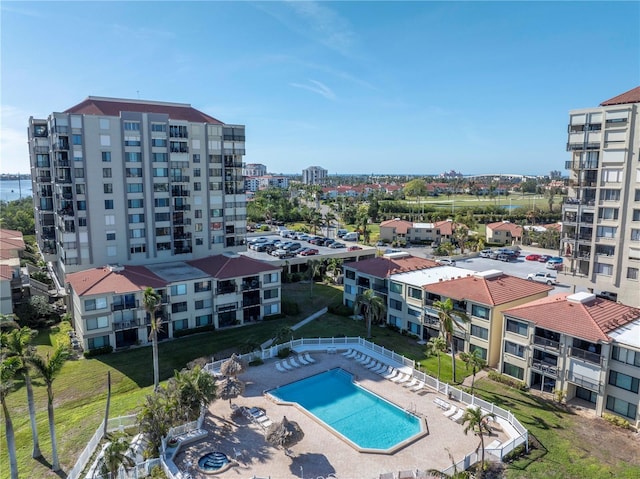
[{"x1": 136, "y1": 90, "x2": 140, "y2": 99}]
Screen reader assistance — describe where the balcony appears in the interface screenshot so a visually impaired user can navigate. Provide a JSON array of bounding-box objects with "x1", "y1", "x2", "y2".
[
  {"x1": 113, "y1": 318, "x2": 143, "y2": 331},
  {"x1": 173, "y1": 247, "x2": 192, "y2": 255},
  {"x1": 241, "y1": 279, "x2": 261, "y2": 291},
  {"x1": 112, "y1": 300, "x2": 139, "y2": 311},
  {"x1": 171, "y1": 176, "x2": 190, "y2": 183},
  {"x1": 217, "y1": 283, "x2": 237, "y2": 295},
  {"x1": 372, "y1": 283, "x2": 388, "y2": 295},
  {"x1": 569, "y1": 347, "x2": 602, "y2": 365},
  {"x1": 170, "y1": 189, "x2": 190, "y2": 197},
  {"x1": 567, "y1": 371, "x2": 601, "y2": 393},
  {"x1": 34, "y1": 146, "x2": 50, "y2": 154},
  {"x1": 566, "y1": 142, "x2": 600, "y2": 151},
  {"x1": 37, "y1": 176, "x2": 53, "y2": 182},
  {"x1": 242, "y1": 297, "x2": 261, "y2": 307},
  {"x1": 173, "y1": 204, "x2": 191, "y2": 211},
  {"x1": 172, "y1": 232, "x2": 192, "y2": 240},
  {"x1": 531, "y1": 361, "x2": 558, "y2": 377},
  {"x1": 533, "y1": 335, "x2": 560, "y2": 350},
  {"x1": 217, "y1": 303, "x2": 238, "y2": 313},
  {"x1": 57, "y1": 207, "x2": 75, "y2": 217}
]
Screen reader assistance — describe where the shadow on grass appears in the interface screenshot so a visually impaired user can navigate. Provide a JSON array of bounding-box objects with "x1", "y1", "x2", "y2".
[
  {"x1": 34, "y1": 455, "x2": 66, "y2": 478},
  {"x1": 505, "y1": 433, "x2": 549, "y2": 473}
]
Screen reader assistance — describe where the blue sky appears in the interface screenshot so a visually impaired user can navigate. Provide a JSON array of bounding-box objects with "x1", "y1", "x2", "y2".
[{"x1": 1, "y1": 1, "x2": 638, "y2": 176}]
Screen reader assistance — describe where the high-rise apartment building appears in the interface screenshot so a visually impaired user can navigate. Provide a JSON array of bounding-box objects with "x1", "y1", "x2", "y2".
[
  {"x1": 561, "y1": 86, "x2": 640, "y2": 307},
  {"x1": 302, "y1": 166, "x2": 328, "y2": 185},
  {"x1": 28, "y1": 97, "x2": 247, "y2": 283}
]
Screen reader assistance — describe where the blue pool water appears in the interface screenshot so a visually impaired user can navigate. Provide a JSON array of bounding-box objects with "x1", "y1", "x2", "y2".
[
  {"x1": 198, "y1": 452, "x2": 229, "y2": 471},
  {"x1": 269, "y1": 368, "x2": 421, "y2": 450}
]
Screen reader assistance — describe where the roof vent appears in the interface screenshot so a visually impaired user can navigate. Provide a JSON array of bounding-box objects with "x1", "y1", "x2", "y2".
[
  {"x1": 383, "y1": 252, "x2": 411, "y2": 259},
  {"x1": 107, "y1": 264, "x2": 124, "y2": 273},
  {"x1": 567, "y1": 292, "x2": 596, "y2": 304},
  {"x1": 474, "y1": 269, "x2": 503, "y2": 279},
  {"x1": 223, "y1": 251, "x2": 240, "y2": 258}
]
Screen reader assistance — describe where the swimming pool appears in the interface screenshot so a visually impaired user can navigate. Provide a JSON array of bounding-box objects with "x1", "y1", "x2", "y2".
[{"x1": 268, "y1": 368, "x2": 425, "y2": 452}]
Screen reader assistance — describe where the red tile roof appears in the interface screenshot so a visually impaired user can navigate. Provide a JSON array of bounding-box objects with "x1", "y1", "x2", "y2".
[
  {"x1": 66, "y1": 265, "x2": 166, "y2": 297},
  {"x1": 380, "y1": 219, "x2": 413, "y2": 234},
  {"x1": 188, "y1": 254, "x2": 278, "y2": 280},
  {"x1": 600, "y1": 86, "x2": 640, "y2": 106},
  {"x1": 65, "y1": 97, "x2": 223, "y2": 124},
  {"x1": 0, "y1": 228, "x2": 25, "y2": 255},
  {"x1": 504, "y1": 293, "x2": 640, "y2": 342},
  {"x1": 346, "y1": 256, "x2": 438, "y2": 278},
  {"x1": 0, "y1": 264, "x2": 16, "y2": 281},
  {"x1": 486, "y1": 221, "x2": 523, "y2": 236},
  {"x1": 434, "y1": 220, "x2": 455, "y2": 236},
  {"x1": 424, "y1": 273, "x2": 552, "y2": 306}
]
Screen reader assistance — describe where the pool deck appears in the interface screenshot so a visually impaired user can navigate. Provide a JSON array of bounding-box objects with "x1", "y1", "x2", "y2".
[{"x1": 175, "y1": 352, "x2": 509, "y2": 479}]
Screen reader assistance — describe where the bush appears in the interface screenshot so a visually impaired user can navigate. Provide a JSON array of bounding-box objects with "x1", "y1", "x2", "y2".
[
  {"x1": 173, "y1": 324, "x2": 215, "y2": 338},
  {"x1": 84, "y1": 345, "x2": 114, "y2": 358},
  {"x1": 263, "y1": 313, "x2": 285, "y2": 321},
  {"x1": 277, "y1": 347, "x2": 291, "y2": 359},
  {"x1": 249, "y1": 358, "x2": 264, "y2": 367},
  {"x1": 488, "y1": 370, "x2": 528, "y2": 391},
  {"x1": 503, "y1": 443, "x2": 527, "y2": 463},
  {"x1": 281, "y1": 299, "x2": 300, "y2": 316},
  {"x1": 602, "y1": 413, "x2": 631, "y2": 429},
  {"x1": 327, "y1": 304, "x2": 353, "y2": 317}
]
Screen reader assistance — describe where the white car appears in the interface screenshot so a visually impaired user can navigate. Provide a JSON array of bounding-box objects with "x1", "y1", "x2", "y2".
[
  {"x1": 436, "y1": 258, "x2": 456, "y2": 266},
  {"x1": 527, "y1": 272, "x2": 558, "y2": 285},
  {"x1": 479, "y1": 249, "x2": 492, "y2": 258}
]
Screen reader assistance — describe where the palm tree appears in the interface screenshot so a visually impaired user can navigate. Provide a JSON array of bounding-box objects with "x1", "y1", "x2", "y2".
[
  {"x1": 273, "y1": 326, "x2": 294, "y2": 345},
  {"x1": 172, "y1": 365, "x2": 217, "y2": 420},
  {"x1": 323, "y1": 211, "x2": 337, "y2": 236},
  {"x1": 461, "y1": 406, "x2": 496, "y2": 478},
  {"x1": 426, "y1": 335, "x2": 447, "y2": 381},
  {"x1": 354, "y1": 289, "x2": 387, "y2": 338},
  {"x1": 460, "y1": 349, "x2": 486, "y2": 394},
  {"x1": 94, "y1": 432, "x2": 135, "y2": 479},
  {"x1": 325, "y1": 258, "x2": 343, "y2": 284},
  {"x1": 1, "y1": 355, "x2": 21, "y2": 479},
  {"x1": 143, "y1": 287, "x2": 162, "y2": 391},
  {"x1": 27, "y1": 347, "x2": 69, "y2": 472},
  {"x1": 1, "y1": 326, "x2": 41, "y2": 458},
  {"x1": 307, "y1": 259, "x2": 323, "y2": 295},
  {"x1": 433, "y1": 298, "x2": 470, "y2": 383}
]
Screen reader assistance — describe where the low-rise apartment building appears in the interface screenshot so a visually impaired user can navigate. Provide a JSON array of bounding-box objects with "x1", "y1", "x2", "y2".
[
  {"x1": 379, "y1": 219, "x2": 458, "y2": 244},
  {"x1": 486, "y1": 221, "x2": 523, "y2": 245},
  {"x1": 500, "y1": 292, "x2": 640, "y2": 427},
  {"x1": 66, "y1": 253, "x2": 280, "y2": 351},
  {"x1": 0, "y1": 229, "x2": 26, "y2": 314}
]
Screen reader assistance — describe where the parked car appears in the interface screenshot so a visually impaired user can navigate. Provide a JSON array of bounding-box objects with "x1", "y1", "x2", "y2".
[
  {"x1": 329, "y1": 242, "x2": 346, "y2": 249},
  {"x1": 376, "y1": 241, "x2": 386, "y2": 247},
  {"x1": 525, "y1": 254, "x2": 541, "y2": 261},
  {"x1": 299, "y1": 248, "x2": 319, "y2": 256},
  {"x1": 271, "y1": 249, "x2": 295, "y2": 259},
  {"x1": 342, "y1": 232, "x2": 359, "y2": 241},
  {"x1": 247, "y1": 237, "x2": 268, "y2": 249},
  {"x1": 547, "y1": 256, "x2": 563, "y2": 264},
  {"x1": 537, "y1": 255, "x2": 552, "y2": 263},
  {"x1": 254, "y1": 240, "x2": 277, "y2": 252},
  {"x1": 436, "y1": 258, "x2": 456, "y2": 266},
  {"x1": 527, "y1": 272, "x2": 558, "y2": 285},
  {"x1": 497, "y1": 253, "x2": 516, "y2": 262},
  {"x1": 337, "y1": 229, "x2": 348, "y2": 238},
  {"x1": 479, "y1": 249, "x2": 493, "y2": 258},
  {"x1": 348, "y1": 245, "x2": 362, "y2": 251}
]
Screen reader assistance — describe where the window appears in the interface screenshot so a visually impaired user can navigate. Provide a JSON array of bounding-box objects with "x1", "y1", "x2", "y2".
[
  {"x1": 129, "y1": 228, "x2": 145, "y2": 238},
  {"x1": 389, "y1": 282, "x2": 403, "y2": 294},
  {"x1": 598, "y1": 208, "x2": 619, "y2": 220},
  {"x1": 124, "y1": 137, "x2": 141, "y2": 146},
  {"x1": 471, "y1": 304, "x2": 490, "y2": 320},
  {"x1": 128, "y1": 214, "x2": 144, "y2": 223},
  {"x1": 102, "y1": 152, "x2": 111, "y2": 162},
  {"x1": 86, "y1": 316, "x2": 109, "y2": 330},
  {"x1": 609, "y1": 371, "x2": 640, "y2": 393},
  {"x1": 635, "y1": 190, "x2": 640, "y2": 202},
  {"x1": 408, "y1": 287, "x2": 422, "y2": 300},
  {"x1": 195, "y1": 298, "x2": 212, "y2": 310},
  {"x1": 88, "y1": 335, "x2": 109, "y2": 350},
  {"x1": 74, "y1": 168, "x2": 85, "y2": 178},
  {"x1": 595, "y1": 262, "x2": 613, "y2": 275},
  {"x1": 471, "y1": 345, "x2": 487, "y2": 360},
  {"x1": 157, "y1": 242, "x2": 171, "y2": 251},
  {"x1": 155, "y1": 198, "x2": 170, "y2": 208},
  {"x1": 153, "y1": 168, "x2": 168, "y2": 177},
  {"x1": 596, "y1": 226, "x2": 617, "y2": 239},
  {"x1": 194, "y1": 209, "x2": 202, "y2": 218},
  {"x1": 100, "y1": 134, "x2": 111, "y2": 146},
  {"x1": 194, "y1": 182, "x2": 202, "y2": 191},
  {"x1": 471, "y1": 324, "x2": 489, "y2": 340},
  {"x1": 105, "y1": 215, "x2": 115, "y2": 225},
  {"x1": 152, "y1": 153, "x2": 168, "y2": 162},
  {"x1": 628, "y1": 268, "x2": 639, "y2": 280},
  {"x1": 407, "y1": 307, "x2": 421, "y2": 318},
  {"x1": 606, "y1": 395, "x2": 638, "y2": 420},
  {"x1": 76, "y1": 184, "x2": 85, "y2": 194},
  {"x1": 128, "y1": 199, "x2": 144, "y2": 208},
  {"x1": 196, "y1": 314, "x2": 212, "y2": 327},
  {"x1": 173, "y1": 319, "x2": 188, "y2": 331},
  {"x1": 345, "y1": 270, "x2": 355, "y2": 280},
  {"x1": 600, "y1": 189, "x2": 620, "y2": 201},
  {"x1": 210, "y1": 208, "x2": 223, "y2": 217},
  {"x1": 601, "y1": 169, "x2": 623, "y2": 183},
  {"x1": 504, "y1": 341, "x2": 526, "y2": 358},
  {"x1": 631, "y1": 229, "x2": 640, "y2": 241},
  {"x1": 155, "y1": 212, "x2": 170, "y2": 222},
  {"x1": 125, "y1": 152, "x2": 142, "y2": 162},
  {"x1": 194, "y1": 281, "x2": 211, "y2": 293},
  {"x1": 85, "y1": 298, "x2": 107, "y2": 311},
  {"x1": 264, "y1": 303, "x2": 279, "y2": 315},
  {"x1": 195, "y1": 223, "x2": 203, "y2": 232},
  {"x1": 153, "y1": 183, "x2": 169, "y2": 192},
  {"x1": 124, "y1": 121, "x2": 140, "y2": 131},
  {"x1": 156, "y1": 227, "x2": 170, "y2": 236},
  {"x1": 74, "y1": 151, "x2": 83, "y2": 162},
  {"x1": 195, "y1": 238, "x2": 203, "y2": 246},
  {"x1": 103, "y1": 168, "x2": 112, "y2": 178},
  {"x1": 193, "y1": 154, "x2": 200, "y2": 163},
  {"x1": 130, "y1": 244, "x2": 146, "y2": 254},
  {"x1": 612, "y1": 346, "x2": 640, "y2": 367},
  {"x1": 264, "y1": 288, "x2": 278, "y2": 300},
  {"x1": 104, "y1": 200, "x2": 114, "y2": 209},
  {"x1": 76, "y1": 200, "x2": 86, "y2": 211},
  {"x1": 502, "y1": 362, "x2": 524, "y2": 380},
  {"x1": 72, "y1": 134, "x2": 82, "y2": 145},
  {"x1": 151, "y1": 123, "x2": 166, "y2": 132},
  {"x1": 106, "y1": 232, "x2": 116, "y2": 241},
  {"x1": 126, "y1": 168, "x2": 143, "y2": 178},
  {"x1": 389, "y1": 298, "x2": 403, "y2": 311},
  {"x1": 152, "y1": 138, "x2": 167, "y2": 147},
  {"x1": 344, "y1": 284, "x2": 354, "y2": 295},
  {"x1": 264, "y1": 272, "x2": 279, "y2": 284},
  {"x1": 633, "y1": 210, "x2": 640, "y2": 221},
  {"x1": 171, "y1": 302, "x2": 188, "y2": 313},
  {"x1": 127, "y1": 183, "x2": 143, "y2": 193},
  {"x1": 193, "y1": 168, "x2": 201, "y2": 177},
  {"x1": 36, "y1": 154, "x2": 50, "y2": 167},
  {"x1": 170, "y1": 284, "x2": 187, "y2": 296},
  {"x1": 78, "y1": 218, "x2": 87, "y2": 227},
  {"x1": 103, "y1": 183, "x2": 113, "y2": 194},
  {"x1": 506, "y1": 319, "x2": 528, "y2": 336}
]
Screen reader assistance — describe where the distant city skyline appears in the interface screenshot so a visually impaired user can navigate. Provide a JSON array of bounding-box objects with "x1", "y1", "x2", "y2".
[{"x1": 2, "y1": 1, "x2": 638, "y2": 175}]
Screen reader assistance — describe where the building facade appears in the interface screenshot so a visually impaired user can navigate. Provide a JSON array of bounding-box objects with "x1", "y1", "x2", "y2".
[
  {"x1": 65, "y1": 253, "x2": 281, "y2": 351},
  {"x1": 302, "y1": 166, "x2": 328, "y2": 185},
  {"x1": 0, "y1": 229, "x2": 26, "y2": 314},
  {"x1": 561, "y1": 86, "x2": 640, "y2": 307},
  {"x1": 243, "y1": 163, "x2": 267, "y2": 177},
  {"x1": 500, "y1": 292, "x2": 640, "y2": 427},
  {"x1": 28, "y1": 97, "x2": 247, "y2": 283}
]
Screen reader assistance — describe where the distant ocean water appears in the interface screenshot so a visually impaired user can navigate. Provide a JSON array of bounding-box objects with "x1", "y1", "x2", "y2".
[{"x1": 0, "y1": 179, "x2": 33, "y2": 202}]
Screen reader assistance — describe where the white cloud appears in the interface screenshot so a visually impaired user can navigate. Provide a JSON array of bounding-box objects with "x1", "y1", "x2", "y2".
[
  {"x1": 289, "y1": 79, "x2": 336, "y2": 100},
  {"x1": 0, "y1": 106, "x2": 31, "y2": 174}
]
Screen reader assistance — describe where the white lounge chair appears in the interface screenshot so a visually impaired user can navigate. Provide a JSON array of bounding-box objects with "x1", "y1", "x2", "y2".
[
  {"x1": 372, "y1": 363, "x2": 387, "y2": 373},
  {"x1": 297, "y1": 354, "x2": 309, "y2": 365},
  {"x1": 345, "y1": 350, "x2": 358, "y2": 359},
  {"x1": 281, "y1": 360, "x2": 294, "y2": 371},
  {"x1": 411, "y1": 380, "x2": 425, "y2": 392},
  {"x1": 352, "y1": 352, "x2": 364, "y2": 361},
  {"x1": 377, "y1": 365, "x2": 392, "y2": 376},
  {"x1": 304, "y1": 352, "x2": 316, "y2": 363},
  {"x1": 358, "y1": 355, "x2": 372, "y2": 365},
  {"x1": 443, "y1": 406, "x2": 458, "y2": 418},
  {"x1": 289, "y1": 357, "x2": 301, "y2": 368},
  {"x1": 366, "y1": 360, "x2": 380, "y2": 370},
  {"x1": 275, "y1": 362, "x2": 287, "y2": 373},
  {"x1": 341, "y1": 348, "x2": 353, "y2": 357},
  {"x1": 384, "y1": 369, "x2": 399, "y2": 380},
  {"x1": 451, "y1": 408, "x2": 465, "y2": 422},
  {"x1": 403, "y1": 378, "x2": 419, "y2": 388},
  {"x1": 393, "y1": 373, "x2": 410, "y2": 384}
]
